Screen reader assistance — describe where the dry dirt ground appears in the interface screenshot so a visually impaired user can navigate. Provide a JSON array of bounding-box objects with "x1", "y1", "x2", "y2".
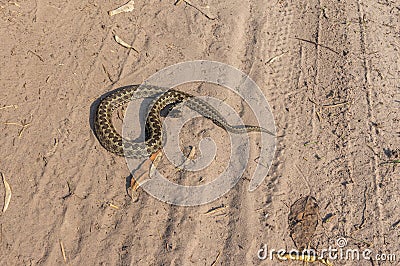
[{"x1": 0, "y1": 0, "x2": 399, "y2": 265}]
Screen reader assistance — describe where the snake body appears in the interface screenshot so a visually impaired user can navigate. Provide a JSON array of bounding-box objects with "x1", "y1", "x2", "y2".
[{"x1": 94, "y1": 85, "x2": 274, "y2": 158}]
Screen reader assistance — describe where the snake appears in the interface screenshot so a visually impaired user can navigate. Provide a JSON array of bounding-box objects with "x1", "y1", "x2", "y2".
[{"x1": 94, "y1": 85, "x2": 274, "y2": 158}]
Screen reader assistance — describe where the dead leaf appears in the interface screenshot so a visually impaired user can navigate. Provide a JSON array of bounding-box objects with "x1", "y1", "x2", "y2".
[
  {"x1": 149, "y1": 151, "x2": 163, "y2": 177},
  {"x1": 204, "y1": 204, "x2": 227, "y2": 215},
  {"x1": 108, "y1": 0, "x2": 135, "y2": 16},
  {"x1": 2, "y1": 172, "x2": 11, "y2": 212},
  {"x1": 129, "y1": 151, "x2": 162, "y2": 200},
  {"x1": 176, "y1": 146, "x2": 196, "y2": 171},
  {"x1": 288, "y1": 196, "x2": 319, "y2": 250}
]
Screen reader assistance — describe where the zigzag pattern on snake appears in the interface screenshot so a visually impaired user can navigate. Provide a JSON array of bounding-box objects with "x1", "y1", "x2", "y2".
[{"x1": 94, "y1": 85, "x2": 274, "y2": 158}]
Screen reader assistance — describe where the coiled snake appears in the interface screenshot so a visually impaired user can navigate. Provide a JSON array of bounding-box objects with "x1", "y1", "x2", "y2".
[{"x1": 94, "y1": 85, "x2": 274, "y2": 158}]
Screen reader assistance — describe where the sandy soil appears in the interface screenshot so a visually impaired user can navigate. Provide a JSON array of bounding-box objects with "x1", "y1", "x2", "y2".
[{"x1": 0, "y1": 0, "x2": 399, "y2": 265}]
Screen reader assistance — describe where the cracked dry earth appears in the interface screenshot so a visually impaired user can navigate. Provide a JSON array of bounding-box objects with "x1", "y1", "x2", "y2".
[{"x1": 0, "y1": 0, "x2": 399, "y2": 265}]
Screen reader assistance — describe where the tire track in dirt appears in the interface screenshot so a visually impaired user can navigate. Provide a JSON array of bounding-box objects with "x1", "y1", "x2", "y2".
[
  {"x1": 216, "y1": 1, "x2": 299, "y2": 264},
  {"x1": 212, "y1": 1, "x2": 258, "y2": 264},
  {"x1": 285, "y1": 1, "x2": 370, "y2": 254},
  {"x1": 125, "y1": 2, "x2": 259, "y2": 264},
  {"x1": 259, "y1": 0, "x2": 298, "y2": 211},
  {"x1": 154, "y1": 202, "x2": 195, "y2": 265},
  {"x1": 250, "y1": 0, "x2": 309, "y2": 258},
  {"x1": 356, "y1": 2, "x2": 400, "y2": 259},
  {"x1": 256, "y1": 0, "x2": 378, "y2": 257},
  {"x1": 354, "y1": 0, "x2": 384, "y2": 244},
  {"x1": 324, "y1": 2, "x2": 390, "y2": 256},
  {"x1": 134, "y1": 2, "x2": 254, "y2": 265},
  {"x1": 342, "y1": 1, "x2": 400, "y2": 258},
  {"x1": 302, "y1": 0, "x2": 353, "y2": 248},
  {"x1": 281, "y1": 2, "x2": 398, "y2": 263},
  {"x1": 301, "y1": 0, "x2": 347, "y2": 242}
]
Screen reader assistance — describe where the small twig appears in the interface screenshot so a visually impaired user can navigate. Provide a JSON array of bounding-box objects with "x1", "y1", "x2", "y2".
[
  {"x1": 3, "y1": 114, "x2": 33, "y2": 138},
  {"x1": 210, "y1": 251, "x2": 221, "y2": 266},
  {"x1": 294, "y1": 37, "x2": 340, "y2": 55},
  {"x1": 391, "y1": 219, "x2": 400, "y2": 229},
  {"x1": 304, "y1": 141, "x2": 318, "y2": 147},
  {"x1": 2, "y1": 172, "x2": 11, "y2": 212},
  {"x1": 308, "y1": 98, "x2": 324, "y2": 121},
  {"x1": 27, "y1": 50, "x2": 45, "y2": 62},
  {"x1": 266, "y1": 51, "x2": 288, "y2": 64},
  {"x1": 294, "y1": 165, "x2": 312, "y2": 195},
  {"x1": 60, "y1": 240, "x2": 67, "y2": 263},
  {"x1": 0, "y1": 105, "x2": 18, "y2": 110},
  {"x1": 322, "y1": 213, "x2": 335, "y2": 223},
  {"x1": 316, "y1": 111, "x2": 323, "y2": 122},
  {"x1": 102, "y1": 64, "x2": 113, "y2": 83},
  {"x1": 379, "y1": 160, "x2": 400, "y2": 165},
  {"x1": 176, "y1": 0, "x2": 216, "y2": 20},
  {"x1": 61, "y1": 181, "x2": 73, "y2": 200},
  {"x1": 308, "y1": 98, "x2": 319, "y2": 105},
  {"x1": 9, "y1": 1, "x2": 21, "y2": 7},
  {"x1": 108, "y1": 0, "x2": 135, "y2": 16},
  {"x1": 114, "y1": 35, "x2": 139, "y2": 53},
  {"x1": 322, "y1": 101, "x2": 349, "y2": 108},
  {"x1": 109, "y1": 203, "x2": 119, "y2": 209},
  {"x1": 309, "y1": 98, "x2": 349, "y2": 120}
]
